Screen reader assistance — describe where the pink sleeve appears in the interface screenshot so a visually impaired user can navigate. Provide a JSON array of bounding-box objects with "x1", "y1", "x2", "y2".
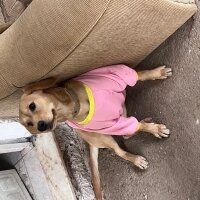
[
  {"x1": 99, "y1": 116, "x2": 139, "y2": 136},
  {"x1": 80, "y1": 64, "x2": 138, "y2": 88}
]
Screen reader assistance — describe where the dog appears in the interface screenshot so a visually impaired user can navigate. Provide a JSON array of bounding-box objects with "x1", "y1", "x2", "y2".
[{"x1": 19, "y1": 64, "x2": 172, "y2": 200}]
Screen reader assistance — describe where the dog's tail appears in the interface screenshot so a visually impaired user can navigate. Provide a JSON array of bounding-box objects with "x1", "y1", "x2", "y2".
[{"x1": 89, "y1": 145, "x2": 103, "y2": 200}]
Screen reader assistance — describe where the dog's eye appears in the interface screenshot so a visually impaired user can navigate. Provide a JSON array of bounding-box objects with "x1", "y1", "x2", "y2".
[
  {"x1": 27, "y1": 122, "x2": 33, "y2": 126},
  {"x1": 29, "y1": 102, "x2": 36, "y2": 112}
]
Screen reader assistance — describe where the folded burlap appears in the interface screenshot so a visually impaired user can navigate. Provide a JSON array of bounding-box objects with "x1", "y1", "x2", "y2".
[{"x1": 0, "y1": 0, "x2": 197, "y2": 117}]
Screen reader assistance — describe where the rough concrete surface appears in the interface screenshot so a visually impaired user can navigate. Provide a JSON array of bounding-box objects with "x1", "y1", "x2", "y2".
[{"x1": 99, "y1": 4, "x2": 200, "y2": 200}]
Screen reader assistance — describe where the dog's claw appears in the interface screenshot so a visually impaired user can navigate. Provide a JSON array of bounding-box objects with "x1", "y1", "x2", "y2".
[{"x1": 154, "y1": 133, "x2": 162, "y2": 139}]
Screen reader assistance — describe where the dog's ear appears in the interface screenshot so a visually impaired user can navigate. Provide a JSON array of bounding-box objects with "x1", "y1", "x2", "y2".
[
  {"x1": 23, "y1": 77, "x2": 58, "y2": 95},
  {"x1": 44, "y1": 87, "x2": 72, "y2": 103}
]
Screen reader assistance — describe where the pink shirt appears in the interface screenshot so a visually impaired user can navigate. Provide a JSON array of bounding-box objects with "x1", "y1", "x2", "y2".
[{"x1": 67, "y1": 65, "x2": 139, "y2": 135}]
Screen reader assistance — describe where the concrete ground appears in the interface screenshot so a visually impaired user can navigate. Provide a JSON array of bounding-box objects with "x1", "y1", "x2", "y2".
[{"x1": 99, "y1": 4, "x2": 200, "y2": 200}]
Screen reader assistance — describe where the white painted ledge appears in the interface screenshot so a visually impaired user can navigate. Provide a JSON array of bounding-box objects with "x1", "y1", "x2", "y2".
[
  {"x1": 0, "y1": 142, "x2": 30, "y2": 154},
  {"x1": 35, "y1": 132, "x2": 76, "y2": 200},
  {"x1": 0, "y1": 122, "x2": 31, "y2": 140},
  {"x1": 0, "y1": 120, "x2": 76, "y2": 199}
]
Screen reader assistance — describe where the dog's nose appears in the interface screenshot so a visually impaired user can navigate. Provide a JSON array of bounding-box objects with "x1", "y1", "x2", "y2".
[{"x1": 37, "y1": 121, "x2": 48, "y2": 132}]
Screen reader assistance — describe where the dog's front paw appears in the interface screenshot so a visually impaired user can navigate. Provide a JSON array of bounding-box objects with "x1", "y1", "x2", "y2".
[
  {"x1": 153, "y1": 65, "x2": 172, "y2": 80},
  {"x1": 148, "y1": 123, "x2": 170, "y2": 139},
  {"x1": 134, "y1": 156, "x2": 148, "y2": 170}
]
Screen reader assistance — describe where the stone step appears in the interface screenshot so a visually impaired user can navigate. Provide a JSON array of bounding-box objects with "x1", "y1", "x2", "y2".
[{"x1": 0, "y1": 169, "x2": 32, "y2": 200}]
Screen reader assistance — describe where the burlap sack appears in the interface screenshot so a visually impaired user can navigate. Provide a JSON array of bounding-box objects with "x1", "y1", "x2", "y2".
[{"x1": 0, "y1": 0, "x2": 197, "y2": 117}]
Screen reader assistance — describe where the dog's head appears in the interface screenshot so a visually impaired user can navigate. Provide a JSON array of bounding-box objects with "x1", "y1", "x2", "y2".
[{"x1": 19, "y1": 78, "x2": 59, "y2": 134}]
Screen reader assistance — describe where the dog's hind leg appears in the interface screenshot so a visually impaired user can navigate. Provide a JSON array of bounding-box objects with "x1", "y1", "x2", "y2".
[
  {"x1": 89, "y1": 145, "x2": 103, "y2": 200},
  {"x1": 78, "y1": 130, "x2": 148, "y2": 170},
  {"x1": 108, "y1": 137, "x2": 148, "y2": 170},
  {"x1": 77, "y1": 130, "x2": 148, "y2": 200}
]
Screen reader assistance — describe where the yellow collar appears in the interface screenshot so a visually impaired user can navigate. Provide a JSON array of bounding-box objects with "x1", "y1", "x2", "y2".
[{"x1": 78, "y1": 84, "x2": 95, "y2": 125}]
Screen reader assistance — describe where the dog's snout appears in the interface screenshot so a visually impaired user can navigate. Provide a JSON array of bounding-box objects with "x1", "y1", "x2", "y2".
[{"x1": 37, "y1": 121, "x2": 48, "y2": 132}]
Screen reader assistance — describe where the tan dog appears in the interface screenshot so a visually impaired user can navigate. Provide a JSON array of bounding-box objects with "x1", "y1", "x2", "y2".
[{"x1": 19, "y1": 65, "x2": 172, "y2": 200}]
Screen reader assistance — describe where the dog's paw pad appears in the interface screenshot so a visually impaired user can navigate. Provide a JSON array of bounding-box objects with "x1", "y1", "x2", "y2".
[{"x1": 134, "y1": 156, "x2": 148, "y2": 170}]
